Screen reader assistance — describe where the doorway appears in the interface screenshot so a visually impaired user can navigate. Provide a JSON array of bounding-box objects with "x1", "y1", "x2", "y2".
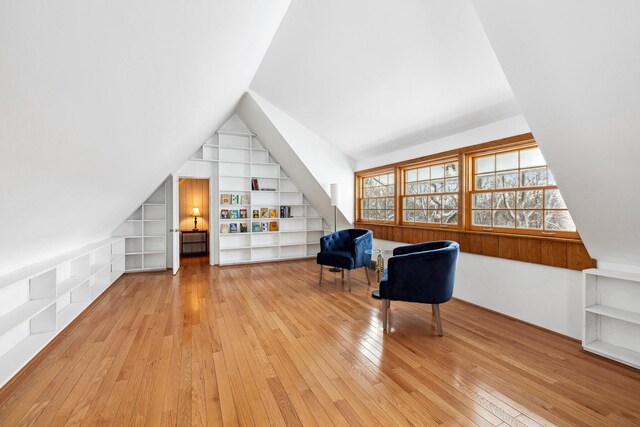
[{"x1": 178, "y1": 178, "x2": 210, "y2": 265}]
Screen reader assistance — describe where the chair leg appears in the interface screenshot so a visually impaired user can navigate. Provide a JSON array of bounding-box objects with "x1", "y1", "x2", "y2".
[
  {"x1": 364, "y1": 267, "x2": 371, "y2": 286},
  {"x1": 382, "y1": 299, "x2": 388, "y2": 331},
  {"x1": 319, "y1": 265, "x2": 323, "y2": 285},
  {"x1": 433, "y1": 304, "x2": 443, "y2": 336},
  {"x1": 341, "y1": 269, "x2": 345, "y2": 279},
  {"x1": 387, "y1": 299, "x2": 390, "y2": 308},
  {"x1": 347, "y1": 269, "x2": 351, "y2": 292}
]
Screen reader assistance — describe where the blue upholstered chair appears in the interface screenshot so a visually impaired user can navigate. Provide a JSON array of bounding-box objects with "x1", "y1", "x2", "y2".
[
  {"x1": 317, "y1": 229, "x2": 372, "y2": 291},
  {"x1": 380, "y1": 240, "x2": 459, "y2": 336}
]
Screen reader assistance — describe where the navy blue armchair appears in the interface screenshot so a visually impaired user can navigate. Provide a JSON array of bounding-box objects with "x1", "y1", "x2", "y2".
[
  {"x1": 317, "y1": 229, "x2": 372, "y2": 291},
  {"x1": 379, "y1": 240, "x2": 459, "y2": 336}
]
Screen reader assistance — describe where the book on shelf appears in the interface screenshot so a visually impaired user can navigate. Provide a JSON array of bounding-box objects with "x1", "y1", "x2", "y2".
[
  {"x1": 251, "y1": 178, "x2": 259, "y2": 191},
  {"x1": 270, "y1": 208, "x2": 277, "y2": 218},
  {"x1": 229, "y1": 209, "x2": 239, "y2": 219},
  {"x1": 280, "y1": 206, "x2": 291, "y2": 218},
  {"x1": 230, "y1": 194, "x2": 236, "y2": 204},
  {"x1": 252, "y1": 222, "x2": 261, "y2": 232},
  {"x1": 220, "y1": 223, "x2": 229, "y2": 234},
  {"x1": 220, "y1": 209, "x2": 229, "y2": 219},
  {"x1": 229, "y1": 223, "x2": 238, "y2": 233},
  {"x1": 240, "y1": 222, "x2": 248, "y2": 233},
  {"x1": 261, "y1": 188, "x2": 276, "y2": 191},
  {"x1": 220, "y1": 194, "x2": 230, "y2": 204},
  {"x1": 252, "y1": 209, "x2": 259, "y2": 219},
  {"x1": 260, "y1": 207, "x2": 268, "y2": 218},
  {"x1": 241, "y1": 194, "x2": 249, "y2": 204},
  {"x1": 269, "y1": 221, "x2": 278, "y2": 232},
  {"x1": 261, "y1": 222, "x2": 268, "y2": 232},
  {"x1": 239, "y1": 209, "x2": 247, "y2": 219}
]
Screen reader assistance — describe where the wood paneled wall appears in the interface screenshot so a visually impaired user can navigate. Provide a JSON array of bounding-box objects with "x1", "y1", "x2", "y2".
[
  {"x1": 354, "y1": 222, "x2": 596, "y2": 271},
  {"x1": 179, "y1": 179, "x2": 209, "y2": 231}
]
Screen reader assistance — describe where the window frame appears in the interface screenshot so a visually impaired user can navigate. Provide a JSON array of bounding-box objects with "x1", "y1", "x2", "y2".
[
  {"x1": 356, "y1": 169, "x2": 397, "y2": 224},
  {"x1": 466, "y1": 144, "x2": 579, "y2": 239},
  {"x1": 354, "y1": 134, "x2": 582, "y2": 243},
  {"x1": 399, "y1": 156, "x2": 461, "y2": 229}
]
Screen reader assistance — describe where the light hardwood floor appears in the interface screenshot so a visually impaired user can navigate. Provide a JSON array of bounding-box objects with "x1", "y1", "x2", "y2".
[{"x1": 1, "y1": 256, "x2": 640, "y2": 426}]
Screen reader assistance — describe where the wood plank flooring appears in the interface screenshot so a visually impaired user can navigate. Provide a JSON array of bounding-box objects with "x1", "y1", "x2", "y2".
[{"x1": 1, "y1": 256, "x2": 640, "y2": 426}]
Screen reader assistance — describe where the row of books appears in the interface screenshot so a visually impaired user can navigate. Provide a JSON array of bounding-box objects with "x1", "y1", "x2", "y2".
[
  {"x1": 222, "y1": 207, "x2": 278, "y2": 219},
  {"x1": 221, "y1": 209, "x2": 248, "y2": 219},
  {"x1": 220, "y1": 194, "x2": 249, "y2": 205},
  {"x1": 220, "y1": 221, "x2": 279, "y2": 234},
  {"x1": 280, "y1": 206, "x2": 293, "y2": 218}
]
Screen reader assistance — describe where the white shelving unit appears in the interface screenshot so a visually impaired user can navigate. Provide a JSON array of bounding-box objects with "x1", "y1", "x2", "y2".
[
  {"x1": 113, "y1": 183, "x2": 167, "y2": 272},
  {"x1": 0, "y1": 238, "x2": 125, "y2": 387},
  {"x1": 583, "y1": 268, "x2": 640, "y2": 368},
  {"x1": 198, "y1": 130, "x2": 327, "y2": 265}
]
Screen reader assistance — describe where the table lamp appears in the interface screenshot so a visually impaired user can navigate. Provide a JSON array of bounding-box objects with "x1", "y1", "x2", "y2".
[{"x1": 191, "y1": 207, "x2": 201, "y2": 231}]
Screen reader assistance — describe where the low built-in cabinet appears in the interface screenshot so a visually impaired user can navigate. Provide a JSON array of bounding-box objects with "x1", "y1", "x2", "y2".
[
  {"x1": 0, "y1": 238, "x2": 125, "y2": 387},
  {"x1": 583, "y1": 268, "x2": 640, "y2": 369}
]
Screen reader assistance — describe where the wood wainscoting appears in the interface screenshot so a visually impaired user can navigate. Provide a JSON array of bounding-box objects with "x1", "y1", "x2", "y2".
[{"x1": 354, "y1": 222, "x2": 596, "y2": 271}]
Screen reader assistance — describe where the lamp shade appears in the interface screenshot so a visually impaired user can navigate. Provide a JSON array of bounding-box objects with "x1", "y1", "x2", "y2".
[
  {"x1": 191, "y1": 207, "x2": 201, "y2": 217},
  {"x1": 330, "y1": 183, "x2": 339, "y2": 206}
]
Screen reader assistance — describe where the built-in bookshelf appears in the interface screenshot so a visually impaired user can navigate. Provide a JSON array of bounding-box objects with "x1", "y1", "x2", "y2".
[
  {"x1": 0, "y1": 238, "x2": 124, "y2": 388},
  {"x1": 192, "y1": 130, "x2": 328, "y2": 265},
  {"x1": 583, "y1": 268, "x2": 640, "y2": 369},
  {"x1": 113, "y1": 183, "x2": 167, "y2": 272}
]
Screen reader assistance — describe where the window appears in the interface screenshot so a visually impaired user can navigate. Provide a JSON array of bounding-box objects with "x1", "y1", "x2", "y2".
[
  {"x1": 402, "y1": 160, "x2": 459, "y2": 226},
  {"x1": 360, "y1": 172, "x2": 395, "y2": 222},
  {"x1": 470, "y1": 146, "x2": 576, "y2": 236}
]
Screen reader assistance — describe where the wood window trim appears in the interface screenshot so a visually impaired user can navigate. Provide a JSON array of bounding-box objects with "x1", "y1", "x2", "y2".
[
  {"x1": 354, "y1": 133, "x2": 596, "y2": 270},
  {"x1": 466, "y1": 144, "x2": 579, "y2": 240},
  {"x1": 355, "y1": 169, "x2": 397, "y2": 225}
]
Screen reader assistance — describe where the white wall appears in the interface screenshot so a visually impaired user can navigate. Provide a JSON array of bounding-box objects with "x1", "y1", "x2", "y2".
[
  {"x1": 471, "y1": 0, "x2": 640, "y2": 267},
  {"x1": 0, "y1": 1, "x2": 290, "y2": 277},
  {"x1": 356, "y1": 114, "x2": 530, "y2": 170},
  {"x1": 374, "y1": 239, "x2": 583, "y2": 338},
  {"x1": 237, "y1": 92, "x2": 355, "y2": 229}
]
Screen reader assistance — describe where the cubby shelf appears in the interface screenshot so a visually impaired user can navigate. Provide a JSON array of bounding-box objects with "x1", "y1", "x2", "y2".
[
  {"x1": 0, "y1": 238, "x2": 125, "y2": 388},
  {"x1": 583, "y1": 268, "x2": 640, "y2": 369},
  {"x1": 113, "y1": 183, "x2": 168, "y2": 273},
  {"x1": 214, "y1": 130, "x2": 327, "y2": 265}
]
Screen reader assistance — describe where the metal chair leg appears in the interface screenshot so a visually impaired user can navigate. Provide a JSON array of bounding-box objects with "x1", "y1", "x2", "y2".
[
  {"x1": 433, "y1": 304, "x2": 443, "y2": 336},
  {"x1": 382, "y1": 299, "x2": 388, "y2": 331},
  {"x1": 341, "y1": 269, "x2": 345, "y2": 279},
  {"x1": 319, "y1": 265, "x2": 323, "y2": 285},
  {"x1": 364, "y1": 267, "x2": 371, "y2": 286},
  {"x1": 347, "y1": 269, "x2": 351, "y2": 292}
]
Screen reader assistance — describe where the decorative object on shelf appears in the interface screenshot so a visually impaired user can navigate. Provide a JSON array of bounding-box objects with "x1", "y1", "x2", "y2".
[
  {"x1": 261, "y1": 188, "x2": 276, "y2": 191},
  {"x1": 261, "y1": 222, "x2": 268, "y2": 232},
  {"x1": 240, "y1": 222, "x2": 248, "y2": 233},
  {"x1": 252, "y1": 209, "x2": 259, "y2": 218},
  {"x1": 240, "y1": 209, "x2": 247, "y2": 219},
  {"x1": 221, "y1": 194, "x2": 230, "y2": 204},
  {"x1": 229, "y1": 223, "x2": 238, "y2": 233},
  {"x1": 329, "y1": 183, "x2": 341, "y2": 272},
  {"x1": 191, "y1": 207, "x2": 201, "y2": 231},
  {"x1": 229, "y1": 209, "x2": 238, "y2": 219},
  {"x1": 220, "y1": 223, "x2": 229, "y2": 233},
  {"x1": 220, "y1": 209, "x2": 229, "y2": 219},
  {"x1": 251, "y1": 178, "x2": 260, "y2": 190},
  {"x1": 280, "y1": 206, "x2": 292, "y2": 218},
  {"x1": 270, "y1": 221, "x2": 278, "y2": 232},
  {"x1": 241, "y1": 194, "x2": 249, "y2": 204},
  {"x1": 270, "y1": 208, "x2": 277, "y2": 218},
  {"x1": 252, "y1": 222, "x2": 261, "y2": 232},
  {"x1": 260, "y1": 207, "x2": 268, "y2": 218}
]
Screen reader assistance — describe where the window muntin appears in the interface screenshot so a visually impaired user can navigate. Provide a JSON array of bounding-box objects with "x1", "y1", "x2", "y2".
[
  {"x1": 470, "y1": 147, "x2": 576, "y2": 234},
  {"x1": 402, "y1": 160, "x2": 459, "y2": 226},
  {"x1": 360, "y1": 172, "x2": 395, "y2": 222}
]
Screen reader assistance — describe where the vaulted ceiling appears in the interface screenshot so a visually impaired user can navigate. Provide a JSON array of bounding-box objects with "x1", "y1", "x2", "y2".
[
  {"x1": 2, "y1": 0, "x2": 638, "y2": 274},
  {"x1": 251, "y1": 0, "x2": 521, "y2": 160}
]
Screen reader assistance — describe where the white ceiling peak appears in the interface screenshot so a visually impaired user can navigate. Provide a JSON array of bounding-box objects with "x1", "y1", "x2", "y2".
[{"x1": 251, "y1": 0, "x2": 517, "y2": 159}]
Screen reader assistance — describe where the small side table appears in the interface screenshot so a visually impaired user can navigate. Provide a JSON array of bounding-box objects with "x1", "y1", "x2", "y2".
[
  {"x1": 181, "y1": 230, "x2": 209, "y2": 256},
  {"x1": 365, "y1": 249, "x2": 393, "y2": 299}
]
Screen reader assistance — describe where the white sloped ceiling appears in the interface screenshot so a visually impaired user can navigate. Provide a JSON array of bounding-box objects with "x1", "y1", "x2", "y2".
[
  {"x1": 471, "y1": 0, "x2": 640, "y2": 266},
  {"x1": 250, "y1": 0, "x2": 520, "y2": 161},
  {"x1": 0, "y1": 0, "x2": 290, "y2": 274}
]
